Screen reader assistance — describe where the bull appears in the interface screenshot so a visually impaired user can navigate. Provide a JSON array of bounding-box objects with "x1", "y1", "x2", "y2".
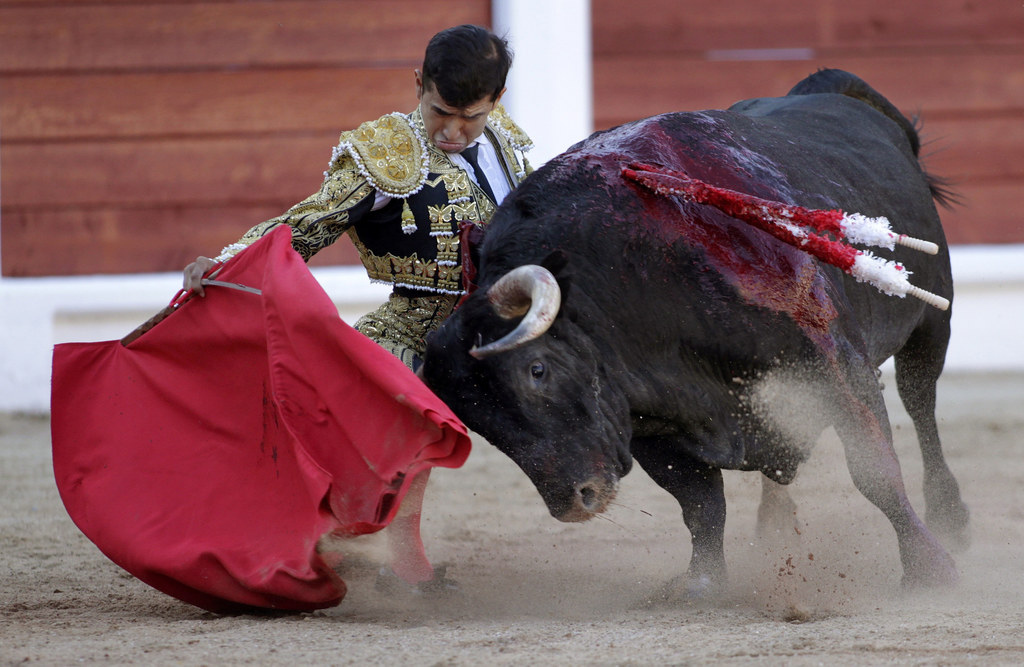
[{"x1": 420, "y1": 69, "x2": 969, "y2": 594}]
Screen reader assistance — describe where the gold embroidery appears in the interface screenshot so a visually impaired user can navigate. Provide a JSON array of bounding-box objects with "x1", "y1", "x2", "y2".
[
  {"x1": 354, "y1": 292, "x2": 460, "y2": 369},
  {"x1": 423, "y1": 174, "x2": 448, "y2": 189},
  {"x1": 339, "y1": 113, "x2": 427, "y2": 196},
  {"x1": 414, "y1": 258, "x2": 437, "y2": 280},
  {"x1": 442, "y1": 171, "x2": 473, "y2": 200},
  {"x1": 486, "y1": 105, "x2": 534, "y2": 184},
  {"x1": 489, "y1": 103, "x2": 534, "y2": 152},
  {"x1": 368, "y1": 252, "x2": 391, "y2": 277},
  {"x1": 428, "y1": 202, "x2": 479, "y2": 234},
  {"x1": 476, "y1": 195, "x2": 495, "y2": 221},
  {"x1": 347, "y1": 232, "x2": 466, "y2": 293},
  {"x1": 226, "y1": 152, "x2": 375, "y2": 262},
  {"x1": 427, "y1": 205, "x2": 442, "y2": 227},
  {"x1": 436, "y1": 263, "x2": 461, "y2": 285},
  {"x1": 321, "y1": 163, "x2": 367, "y2": 202},
  {"x1": 392, "y1": 256, "x2": 415, "y2": 281},
  {"x1": 400, "y1": 200, "x2": 415, "y2": 232},
  {"x1": 436, "y1": 235, "x2": 460, "y2": 265}
]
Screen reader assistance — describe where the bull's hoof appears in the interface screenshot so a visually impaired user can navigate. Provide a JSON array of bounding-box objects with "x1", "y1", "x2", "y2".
[
  {"x1": 899, "y1": 551, "x2": 959, "y2": 590},
  {"x1": 900, "y1": 568, "x2": 959, "y2": 590},
  {"x1": 681, "y1": 573, "x2": 718, "y2": 600},
  {"x1": 643, "y1": 570, "x2": 726, "y2": 605},
  {"x1": 926, "y1": 502, "x2": 971, "y2": 553}
]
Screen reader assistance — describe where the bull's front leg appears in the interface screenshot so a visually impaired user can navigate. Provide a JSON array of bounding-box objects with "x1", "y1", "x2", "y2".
[{"x1": 632, "y1": 437, "x2": 727, "y2": 599}]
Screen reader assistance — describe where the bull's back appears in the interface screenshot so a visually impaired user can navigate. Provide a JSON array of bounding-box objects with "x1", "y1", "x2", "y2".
[
  {"x1": 489, "y1": 77, "x2": 949, "y2": 365},
  {"x1": 724, "y1": 91, "x2": 950, "y2": 362},
  {"x1": 629, "y1": 91, "x2": 948, "y2": 364}
]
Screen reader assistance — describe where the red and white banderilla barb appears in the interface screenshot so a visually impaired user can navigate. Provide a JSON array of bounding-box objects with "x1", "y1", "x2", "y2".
[{"x1": 622, "y1": 163, "x2": 949, "y2": 311}]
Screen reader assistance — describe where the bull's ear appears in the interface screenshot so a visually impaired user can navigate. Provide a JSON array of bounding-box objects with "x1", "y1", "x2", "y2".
[
  {"x1": 540, "y1": 249, "x2": 569, "y2": 276},
  {"x1": 540, "y1": 250, "x2": 572, "y2": 303}
]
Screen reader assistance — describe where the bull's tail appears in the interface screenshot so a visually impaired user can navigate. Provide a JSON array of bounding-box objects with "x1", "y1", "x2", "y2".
[{"x1": 788, "y1": 69, "x2": 956, "y2": 207}]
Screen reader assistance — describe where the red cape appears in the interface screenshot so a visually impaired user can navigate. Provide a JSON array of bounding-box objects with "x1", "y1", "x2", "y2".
[{"x1": 51, "y1": 227, "x2": 470, "y2": 613}]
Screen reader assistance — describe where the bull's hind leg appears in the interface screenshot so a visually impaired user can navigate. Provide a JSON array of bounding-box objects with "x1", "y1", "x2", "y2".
[
  {"x1": 894, "y1": 319, "x2": 970, "y2": 551},
  {"x1": 831, "y1": 366, "x2": 958, "y2": 588},
  {"x1": 632, "y1": 437, "x2": 727, "y2": 599}
]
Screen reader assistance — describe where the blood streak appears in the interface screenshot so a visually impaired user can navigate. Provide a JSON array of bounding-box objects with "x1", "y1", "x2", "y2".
[
  {"x1": 622, "y1": 159, "x2": 840, "y2": 347},
  {"x1": 623, "y1": 163, "x2": 860, "y2": 271}
]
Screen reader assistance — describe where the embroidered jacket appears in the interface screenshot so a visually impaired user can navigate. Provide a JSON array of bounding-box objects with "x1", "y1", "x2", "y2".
[{"x1": 218, "y1": 105, "x2": 533, "y2": 295}]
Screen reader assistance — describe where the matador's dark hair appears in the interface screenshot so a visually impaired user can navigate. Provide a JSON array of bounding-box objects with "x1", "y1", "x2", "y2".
[{"x1": 421, "y1": 24, "x2": 512, "y2": 107}]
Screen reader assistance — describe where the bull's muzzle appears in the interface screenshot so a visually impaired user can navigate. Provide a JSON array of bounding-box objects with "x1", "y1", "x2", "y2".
[{"x1": 553, "y1": 476, "x2": 617, "y2": 523}]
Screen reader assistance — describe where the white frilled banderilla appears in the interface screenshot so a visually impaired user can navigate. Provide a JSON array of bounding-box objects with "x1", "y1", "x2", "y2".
[{"x1": 622, "y1": 163, "x2": 949, "y2": 311}]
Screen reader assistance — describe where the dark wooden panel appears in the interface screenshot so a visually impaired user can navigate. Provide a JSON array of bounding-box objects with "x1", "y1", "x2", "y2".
[
  {"x1": 2, "y1": 131, "x2": 367, "y2": 275},
  {"x1": 3, "y1": 68, "x2": 417, "y2": 141},
  {"x1": 0, "y1": 0, "x2": 489, "y2": 72},
  {"x1": 824, "y1": 0, "x2": 1024, "y2": 48},
  {"x1": 594, "y1": 0, "x2": 819, "y2": 54},
  {"x1": 2, "y1": 134, "x2": 339, "y2": 208},
  {"x1": 0, "y1": 203, "x2": 361, "y2": 277},
  {"x1": 590, "y1": 0, "x2": 1024, "y2": 261},
  {"x1": 0, "y1": 0, "x2": 495, "y2": 277},
  {"x1": 920, "y1": 117, "x2": 1024, "y2": 184},
  {"x1": 940, "y1": 183, "x2": 1024, "y2": 245},
  {"x1": 592, "y1": 0, "x2": 1024, "y2": 55},
  {"x1": 593, "y1": 53, "x2": 1024, "y2": 129}
]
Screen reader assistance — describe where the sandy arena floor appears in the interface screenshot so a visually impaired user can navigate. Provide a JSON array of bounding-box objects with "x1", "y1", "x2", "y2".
[{"x1": 2, "y1": 371, "x2": 1023, "y2": 665}]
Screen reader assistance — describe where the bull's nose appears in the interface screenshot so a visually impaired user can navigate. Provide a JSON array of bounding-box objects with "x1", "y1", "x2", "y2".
[
  {"x1": 576, "y1": 481, "x2": 599, "y2": 512},
  {"x1": 574, "y1": 476, "x2": 611, "y2": 514},
  {"x1": 548, "y1": 476, "x2": 618, "y2": 522}
]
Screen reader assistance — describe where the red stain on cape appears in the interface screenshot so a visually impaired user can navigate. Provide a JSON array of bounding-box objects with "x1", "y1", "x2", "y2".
[{"x1": 51, "y1": 227, "x2": 470, "y2": 613}]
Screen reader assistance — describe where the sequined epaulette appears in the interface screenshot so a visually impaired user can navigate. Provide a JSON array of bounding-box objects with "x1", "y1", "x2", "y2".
[
  {"x1": 488, "y1": 103, "x2": 534, "y2": 153},
  {"x1": 329, "y1": 113, "x2": 430, "y2": 198},
  {"x1": 328, "y1": 106, "x2": 531, "y2": 200}
]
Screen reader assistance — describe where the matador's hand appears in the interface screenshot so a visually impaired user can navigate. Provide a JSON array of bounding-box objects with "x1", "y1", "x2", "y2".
[{"x1": 182, "y1": 256, "x2": 218, "y2": 296}]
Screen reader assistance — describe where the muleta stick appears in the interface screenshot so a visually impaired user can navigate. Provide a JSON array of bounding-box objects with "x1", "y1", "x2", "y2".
[{"x1": 622, "y1": 163, "x2": 949, "y2": 311}]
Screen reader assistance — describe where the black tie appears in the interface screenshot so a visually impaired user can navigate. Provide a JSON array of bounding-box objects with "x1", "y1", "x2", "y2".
[{"x1": 461, "y1": 144, "x2": 497, "y2": 203}]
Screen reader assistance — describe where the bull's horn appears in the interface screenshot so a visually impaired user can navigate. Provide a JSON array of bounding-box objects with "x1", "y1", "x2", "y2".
[{"x1": 469, "y1": 265, "x2": 561, "y2": 359}]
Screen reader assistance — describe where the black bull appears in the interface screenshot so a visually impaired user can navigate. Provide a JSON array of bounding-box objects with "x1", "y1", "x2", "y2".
[{"x1": 421, "y1": 70, "x2": 969, "y2": 593}]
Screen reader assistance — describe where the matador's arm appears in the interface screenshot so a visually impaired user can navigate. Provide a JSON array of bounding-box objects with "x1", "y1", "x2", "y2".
[{"x1": 216, "y1": 152, "x2": 377, "y2": 263}]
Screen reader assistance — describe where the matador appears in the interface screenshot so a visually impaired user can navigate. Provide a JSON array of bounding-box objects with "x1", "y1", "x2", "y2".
[{"x1": 210, "y1": 104, "x2": 531, "y2": 369}]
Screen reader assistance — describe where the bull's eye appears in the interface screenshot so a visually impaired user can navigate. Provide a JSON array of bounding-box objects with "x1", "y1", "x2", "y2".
[{"x1": 529, "y1": 361, "x2": 546, "y2": 380}]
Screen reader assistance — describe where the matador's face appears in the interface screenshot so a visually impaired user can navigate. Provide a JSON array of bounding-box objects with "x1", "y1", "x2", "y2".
[{"x1": 416, "y1": 71, "x2": 504, "y2": 154}]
